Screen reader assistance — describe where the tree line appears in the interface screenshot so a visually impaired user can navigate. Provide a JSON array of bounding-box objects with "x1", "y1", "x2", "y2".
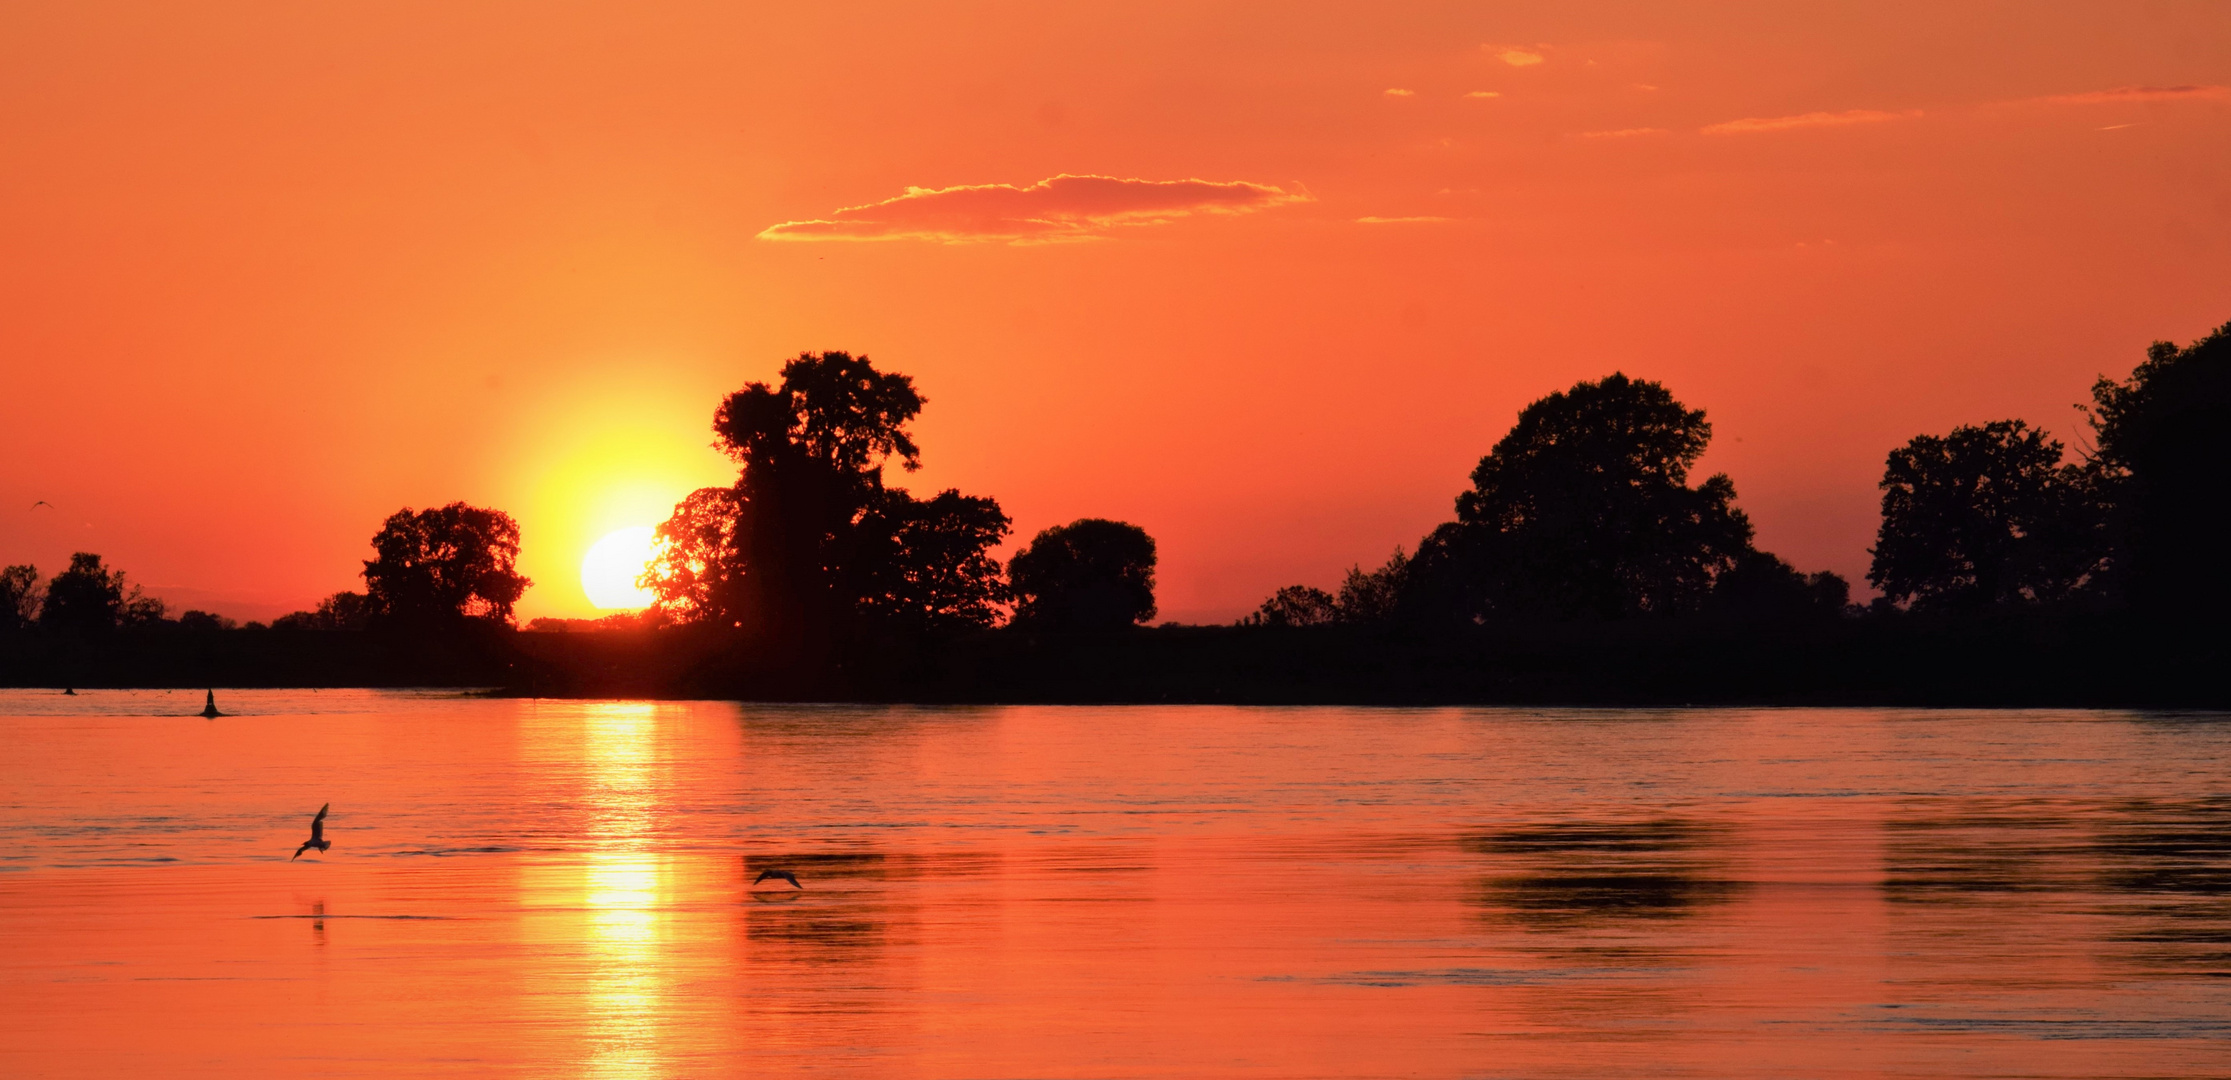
[
  {"x1": 6, "y1": 324, "x2": 2222, "y2": 657},
  {"x1": 0, "y1": 352, "x2": 1164, "y2": 648},
  {"x1": 1244, "y1": 321, "x2": 2230, "y2": 629}
]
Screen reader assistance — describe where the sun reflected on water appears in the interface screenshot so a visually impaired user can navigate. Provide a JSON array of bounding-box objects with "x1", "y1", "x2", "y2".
[{"x1": 583, "y1": 703, "x2": 664, "y2": 1080}]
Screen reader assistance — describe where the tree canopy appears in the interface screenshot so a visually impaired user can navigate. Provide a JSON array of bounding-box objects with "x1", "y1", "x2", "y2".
[
  {"x1": 645, "y1": 351, "x2": 1011, "y2": 640},
  {"x1": 1868, "y1": 420, "x2": 2105, "y2": 609},
  {"x1": 36, "y1": 552, "x2": 164, "y2": 635},
  {"x1": 362, "y1": 504, "x2": 531, "y2": 626},
  {"x1": 1008, "y1": 518, "x2": 1158, "y2": 631},
  {"x1": 1404, "y1": 373, "x2": 1755, "y2": 621},
  {"x1": 2083, "y1": 321, "x2": 2231, "y2": 615}
]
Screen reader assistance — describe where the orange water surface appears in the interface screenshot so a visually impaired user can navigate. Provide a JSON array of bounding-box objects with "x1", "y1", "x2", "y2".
[{"x1": 2, "y1": 692, "x2": 2227, "y2": 1077}]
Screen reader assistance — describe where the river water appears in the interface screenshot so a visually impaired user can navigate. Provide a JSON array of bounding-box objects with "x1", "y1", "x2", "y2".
[{"x1": 1, "y1": 690, "x2": 2227, "y2": 1077}]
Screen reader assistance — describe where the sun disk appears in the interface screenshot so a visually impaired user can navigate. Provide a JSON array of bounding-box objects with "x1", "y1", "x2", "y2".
[{"x1": 582, "y1": 526, "x2": 658, "y2": 610}]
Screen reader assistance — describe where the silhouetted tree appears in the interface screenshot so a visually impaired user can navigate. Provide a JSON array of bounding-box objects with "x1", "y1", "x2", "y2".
[
  {"x1": 176, "y1": 610, "x2": 238, "y2": 632},
  {"x1": 1868, "y1": 420, "x2": 2106, "y2": 609},
  {"x1": 1711, "y1": 551, "x2": 1851, "y2": 620},
  {"x1": 0, "y1": 564, "x2": 40, "y2": 633},
  {"x1": 362, "y1": 504, "x2": 530, "y2": 626},
  {"x1": 37, "y1": 553, "x2": 164, "y2": 634},
  {"x1": 1404, "y1": 374, "x2": 1754, "y2": 622},
  {"x1": 645, "y1": 352, "x2": 1011, "y2": 638},
  {"x1": 1245, "y1": 549, "x2": 1411, "y2": 627},
  {"x1": 272, "y1": 591, "x2": 374, "y2": 631},
  {"x1": 2082, "y1": 321, "x2": 2231, "y2": 616},
  {"x1": 1009, "y1": 519, "x2": 1158, "y2": 630},
  {"x1": 642, "y1": 487, "x2": 748, "y2": 626},
  {"x1": 1245, "y1": 585, "x2": 1338, "y2": 627},
  {"x1": 1334, "y1": 549, "x2": 1409, "y2": 623},
  {"x1": 848, "y1": 489, "x2": 1012, "y2": 632}
]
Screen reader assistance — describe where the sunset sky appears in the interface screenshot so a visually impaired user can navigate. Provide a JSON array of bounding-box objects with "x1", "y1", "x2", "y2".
[{"x1": 3, "y1": 1, "x2": 2228, "y2": 623}]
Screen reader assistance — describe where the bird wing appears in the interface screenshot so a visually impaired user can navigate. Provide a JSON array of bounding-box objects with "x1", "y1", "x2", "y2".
[
  {"x1": 310, "y1": 804, "x2": 328, "y2": 841},
  {"x1": 292, "y1": 841, "x2": 312, "y2": 860}
]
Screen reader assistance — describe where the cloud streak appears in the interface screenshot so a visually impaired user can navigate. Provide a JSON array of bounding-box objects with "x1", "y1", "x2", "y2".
[
  {"x1": 1577, "y1": 127, "x2": 1666, "y2": 139},
  {"x1": 1700, "y1": 108, "x2": 1916, "y2": 135},
  {"x1": 758, "y1": 174, "x2": 1311, "y2": 243},
  {"x1": 2034, "y1": 84, "x2": 2231, "y2": 106}
]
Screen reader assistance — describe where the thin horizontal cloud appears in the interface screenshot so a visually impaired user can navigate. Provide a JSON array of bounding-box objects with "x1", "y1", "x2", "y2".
[
  {"x1": 1701, "y1": 108, "x2": 1916, "y2": 135},
  {"x1": 1356, "y1": 216, "x2": 1454, "y2": 224},
  {"x1": 1494, "y1": 47, "x2": 1547, "y2": 67},
  {"x1": 1576, "y1": 127, "x2": 1667, "y2": 139},
  {"x1": 1464, "y1": 90, "x2": 1501, "y2": 99},
  {"x1": 2035, "y1": 84, "x2": 2231, "y2": 106},
  {"x1": 1384, "y1": 88, "x2": 1416, "y2": 98},
  {"x1": 758, "y1": 174, "x2": 1311, "y2": 243}
]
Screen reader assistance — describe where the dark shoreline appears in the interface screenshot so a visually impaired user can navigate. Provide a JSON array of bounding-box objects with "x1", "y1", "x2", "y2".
[{"x1": 3, "y1": 612, "x2": 2222, "y2": 708}]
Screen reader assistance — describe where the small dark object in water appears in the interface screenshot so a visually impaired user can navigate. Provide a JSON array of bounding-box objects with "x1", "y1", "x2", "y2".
[
  {"x1": 62, "y1": 687, "x2": 75, "y2": 696},
  {"x1": 292, "y1": 803, "x2": 331, "y2": 861},
  {"x1": 753, "y1": 868, "x2": 802, "y2": 889},
  {"x1": 200, "y1": 690, "x2": 222, "y2": 719}
]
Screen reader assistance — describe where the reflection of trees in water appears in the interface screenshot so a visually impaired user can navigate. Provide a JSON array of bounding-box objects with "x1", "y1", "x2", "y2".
[
  {"x1": 1464, "y1": 819, "x2": 1742, "y2": 927},
  {"x1": 1882, "y1": 806, "x2": 2085, "y2": 902},
  {"x1": 1883, "y1": 798, "x2": 2231, "y2": 975},
  {"x1": 2092, "y1": 798, "x2": 2231, "y2": 973}
]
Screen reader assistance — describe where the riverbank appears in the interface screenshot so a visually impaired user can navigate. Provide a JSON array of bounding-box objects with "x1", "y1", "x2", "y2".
[{"x1": 2, "y1": 611, "x2": 2220, "y2": 707}]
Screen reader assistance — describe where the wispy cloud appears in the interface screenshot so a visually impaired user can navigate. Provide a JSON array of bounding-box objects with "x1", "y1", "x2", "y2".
[
  {"x1": 1700, "y1": 108, "x2": 1916, "y2": 135},
  {"x1": 1356, "y1": 216, "x2": 1454, "y2": 224},
  {"x1": 1464, "y1": 90, "x2": 1501, "y2": 100},
  {"x1": 2035, "y1": 84, "x2": 2231, "y2": 106},
  {"x1": 1485, "y1": 44, "x2": 1548, "y2": 67},
  {"x1": 1576, "y1": 127, "x2": 1667, "y2": 139},
  {"x1": 758, "y1": 174, "x2": 1311, "y2": 243},
  {"x1": 1384, "y1": 88, "x2": 1416, "y2": 98}
]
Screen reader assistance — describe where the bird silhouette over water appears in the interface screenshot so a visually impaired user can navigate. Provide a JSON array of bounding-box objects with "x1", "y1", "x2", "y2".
[
  {"x1": 753, "y1": 868, "x2": 802, "y2": 889},
  {"x1": 200, "y1": 690, "x2": 222, "y2": 719},
  {"x1": 292, "y1": 804, "x2": 331, "y2": 860},
  {"x1": 30, "y1": 500, "x2": 53, "y2": 510}
]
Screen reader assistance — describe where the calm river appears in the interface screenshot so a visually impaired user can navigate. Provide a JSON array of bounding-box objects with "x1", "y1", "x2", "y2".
[{"x1": 2, "y1": 691, "x2": 2227, "y2": 1077}]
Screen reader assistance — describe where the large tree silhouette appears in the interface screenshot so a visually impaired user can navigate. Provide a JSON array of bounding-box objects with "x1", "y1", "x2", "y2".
[
  {"x1": 1405, "y1": 373, "x2": 1754, "y2": 621},
  {"x1": 644, "y1": 351, "x2": 1010, "y2": 638},
  {"x1": 1008, "y1": 518, "x2": 1158, "y2": 631},
  {"x1": 37, "y1": 553, "x2": 164, "y2": 634},
  {"x1": 1867, "y1": 420, "x2": 2105, "y2": 609},
  {"x1": 362, "y1": 504, "x2": 531, "y2": 626},
  {"x1": 2083, "y1": 321, "x2": 2231, "y2": 616}
]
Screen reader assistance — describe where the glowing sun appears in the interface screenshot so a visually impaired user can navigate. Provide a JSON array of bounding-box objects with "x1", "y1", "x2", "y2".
[{"x1": 581, "y1": 526, "x2": 657, "y2": 609}]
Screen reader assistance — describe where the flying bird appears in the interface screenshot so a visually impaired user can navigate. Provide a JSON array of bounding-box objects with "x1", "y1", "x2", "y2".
[
  {"x1": 292, "y1": 804, "x2": 331, "y2": 860},
  {"x1": 752, "y1": 868, "x2": 802, "y2": 889},
  {"x1": 30, "y1": 500, "x2": 53, "y2": 510}
]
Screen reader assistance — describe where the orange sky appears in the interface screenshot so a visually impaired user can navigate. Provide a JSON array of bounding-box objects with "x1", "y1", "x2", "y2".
[{"x1": 3, "y1": 1, "x2": 2228, "y2": 623}]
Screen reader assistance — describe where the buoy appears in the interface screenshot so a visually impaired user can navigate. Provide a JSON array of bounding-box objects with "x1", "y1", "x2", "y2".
[
  {"x1": 200, "y1": 690, "x2": 222, "y2": 719},
  {"x1": 62, "y1": 687, "x2": 76, "y2": 696}
]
